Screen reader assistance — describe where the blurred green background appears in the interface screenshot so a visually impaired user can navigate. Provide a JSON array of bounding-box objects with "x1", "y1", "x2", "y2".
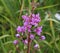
[{"x1": 0, "y1": 0, "x2": 60, "y2": 53}]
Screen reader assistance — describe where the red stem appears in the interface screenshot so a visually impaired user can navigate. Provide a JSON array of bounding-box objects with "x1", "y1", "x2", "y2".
[{"x1": 27, "y1": 34, "x2": 31, "y2": 53}]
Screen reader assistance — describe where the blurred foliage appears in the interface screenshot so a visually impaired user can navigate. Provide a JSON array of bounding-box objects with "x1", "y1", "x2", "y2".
[{"x1": 0, "y1": 0, "x2": 60, "y2": 53}]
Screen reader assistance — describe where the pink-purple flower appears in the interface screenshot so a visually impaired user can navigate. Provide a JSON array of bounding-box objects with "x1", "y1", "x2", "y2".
[
  {"x1": 15, "y1": 34, "x2": 20, "y2": 38},
  {"x1": 40, "y1": 35, "x2": 45, "y2": 40},
  {"x1": 22, "y1": 39, "x2": 28, "y2": 45},
  {"x1": 13, "y1": 40, "x2": 19, "y2": 45},
  {"x1": 34, "y1": 26, "x2": 42, "y2": 36},
  {"x1": 17, "y1": 13, "x2": 42, "y2": 33},
  {"x1": 14, "y1": 13, "x2": 45, "y2": 48},
  {"x1": 22, "y1": 14, "x2": 29, "y2": 22},
  {"x1": 16, "y1": 26, "x2": 26, "y2": 33},
  {"x1": 34, "y1": 44, "x2": 39, "y2": 48},
  {"x1": 30, "y1": 34, "x2": 34, "y2": 40},
  {"x1": 30, "y1": 13, "x2": 40, "y2": 26},
  {"x1": 16, "y1": 26, "x2": 22, "y2": 33}
]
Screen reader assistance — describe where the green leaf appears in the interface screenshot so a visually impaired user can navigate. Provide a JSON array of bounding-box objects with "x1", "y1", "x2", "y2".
[
  {"x1": 3, "y1": 41, "x2": 13, "y2": 45},
  {"x1": 0, "y1": 14, "x2": 16, "y2": 27},
  {"x1": 0, "y1": 40, "x2": 7, "y2": 53},
  {"x1": 47, "y1": 18, "x2": 60, "y2": 24},
  {"x1": 43, "y1": 40, "x2": 52, "y2": 48},
  {"x1": 0, "y1": 35, "x2": 9, "y2": 40},
  {"x1": 35, "y1": 4, "x2": 59, "y2": 10},
  {"x1": 0, "y1": 0, "x2": 19, "y2": 18}
]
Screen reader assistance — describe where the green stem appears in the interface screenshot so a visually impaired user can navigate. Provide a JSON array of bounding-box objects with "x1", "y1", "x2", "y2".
[
  {"x1": 28, "y1": 0, "x2": 31, "y2": 14},
  {"x1": 0, "y1": 40, "x2": 7, "y2": 53},
  {"x1": 50, "y1": 19, "x2": 55, "y2": 42},
  {"x1": 50, "y1": 17, "x2": 60, "y2": 52}
]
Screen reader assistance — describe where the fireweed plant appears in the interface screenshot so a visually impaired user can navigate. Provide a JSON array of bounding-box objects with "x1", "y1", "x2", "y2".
[{"x1": 13, "y1": 13, "x2": 45, "y2": 53}]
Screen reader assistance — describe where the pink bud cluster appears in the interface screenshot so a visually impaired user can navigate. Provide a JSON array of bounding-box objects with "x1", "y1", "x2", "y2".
[{"x1": 13, "y1": 13, "x2": 45, "y2": 48}]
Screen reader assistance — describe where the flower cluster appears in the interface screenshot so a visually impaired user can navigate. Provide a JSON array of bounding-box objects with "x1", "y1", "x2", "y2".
[{"x1": 13, "y1": 13, "x2": 45, "y2": 48}]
